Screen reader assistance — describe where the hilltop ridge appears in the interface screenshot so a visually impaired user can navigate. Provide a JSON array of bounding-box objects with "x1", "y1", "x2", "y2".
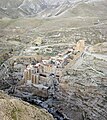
[{"x1": 0, "y1": 0, "x2": 107, "y2": 18}]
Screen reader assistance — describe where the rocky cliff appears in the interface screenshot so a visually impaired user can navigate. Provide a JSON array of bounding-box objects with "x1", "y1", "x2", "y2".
[{"x1": 0, "y1": 91, "x2": 54, "y2": 120}]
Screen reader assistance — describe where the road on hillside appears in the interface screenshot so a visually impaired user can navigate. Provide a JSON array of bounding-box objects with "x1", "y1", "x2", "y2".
[{"x1": 84, "y1": 51, "x2": 107, "y2": 62}]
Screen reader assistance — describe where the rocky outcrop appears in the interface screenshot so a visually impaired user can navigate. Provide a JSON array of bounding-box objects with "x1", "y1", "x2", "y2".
[{"x1": 0, "y1": 91, "x2": 54, "y2": 120}]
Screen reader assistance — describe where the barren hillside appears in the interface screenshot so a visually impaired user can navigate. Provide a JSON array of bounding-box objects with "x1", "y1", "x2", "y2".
[{"x1": 0, "y1": 91, "x2": 54, "y2": 120}]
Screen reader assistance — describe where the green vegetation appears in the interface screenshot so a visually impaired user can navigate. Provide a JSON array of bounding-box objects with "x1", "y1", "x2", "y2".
[
  {"x1": 0, "y1": 52, "x2": 10, "y2": 65},
  {"x1": 11, "y1": 108, "x2": 21, "y2": 120}
]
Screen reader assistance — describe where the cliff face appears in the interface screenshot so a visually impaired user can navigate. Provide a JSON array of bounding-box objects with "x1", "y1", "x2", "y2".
[{"x1": 0, "y1": 91, "x2": 54, "y2": 120}]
